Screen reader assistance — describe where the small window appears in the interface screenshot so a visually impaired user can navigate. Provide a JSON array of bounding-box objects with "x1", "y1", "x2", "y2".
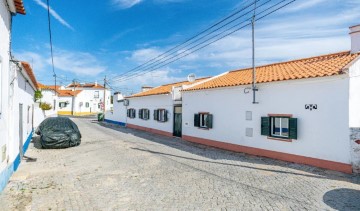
[
  {"x1": 94, "y1": 91, "x2": 99, "y2": 98},
  {"x1": 153, "y1": 109, "x2": 168, "y2": 122},
  {"x1": 85, "y1": 102, "x2": 89, "y2": 108},
  {"x1": 194, "y1": 113, "x2": 213, "y2": 129},
  {"x1": 139, "y1": 109, "x2": 150, "y2": 120},
  {"x1": 59, "y1": 102, "x2": 67, "y2": 108},
  {"x1": 261, "y1": 115, "x2": 297, "y2": 140},
  {"x1": 127, "y1": 108, "x2": 136, "y2": 119}
]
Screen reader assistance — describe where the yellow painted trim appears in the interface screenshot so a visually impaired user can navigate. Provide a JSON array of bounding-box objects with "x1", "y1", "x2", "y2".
[{"x1": 58, "y1": 111, "x2": 72, "y2": 115}]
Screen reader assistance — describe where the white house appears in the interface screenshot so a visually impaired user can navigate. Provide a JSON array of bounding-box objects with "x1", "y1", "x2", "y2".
[
  {"x1": 105, "y1": 78, "x2": 208, "y2": 136},
  {"x1": 57, "y1": 82, "x2": 112, "y2": 116},
  {"x1": 0, "y1": 0, "x2": 26, "y2": 192},
  {"x1": 38, "y1": 83, "x2": 59, "y2": 117},
  {"x1": 104, "y1": 92, "x2": 127, "y2": 126},
  {"x1": 9, "y1": 61, "x2": 44, "y2": 170},
  {"x1": 39, "y1": 82, "x2": 112, "y2": 116},
  {"x1": 181, "y1": 25, "x2": 360, "y2": 174}
]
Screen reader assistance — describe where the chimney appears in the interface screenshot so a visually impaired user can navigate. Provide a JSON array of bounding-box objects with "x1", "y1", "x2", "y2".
[
  {"x1": 95, "y1": 81, "x2": 98, "y2": 86},
  {"x1": 350, "y1": 24, "x2": 360, "y2": 53},
  {"x1": 141, "y1": 86, "x2": 153, "y2": 92}
]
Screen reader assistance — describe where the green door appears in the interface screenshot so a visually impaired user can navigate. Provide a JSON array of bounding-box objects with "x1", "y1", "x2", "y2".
[{"x1": 173, "y1": 106, "x2": 182, "y2": 137}]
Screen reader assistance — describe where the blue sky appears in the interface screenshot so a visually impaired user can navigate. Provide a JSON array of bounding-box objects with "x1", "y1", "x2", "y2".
[{"x1": 11, "y1": 0, "x2": 360, "y2": 94}]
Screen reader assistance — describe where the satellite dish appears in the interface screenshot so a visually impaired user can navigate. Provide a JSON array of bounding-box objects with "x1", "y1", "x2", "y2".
[{"x1": 187, "y1": 73, "x2": 196, "y2": 82}]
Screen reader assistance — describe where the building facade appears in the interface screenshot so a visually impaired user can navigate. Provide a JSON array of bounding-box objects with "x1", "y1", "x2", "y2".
[
  {"x1": 105, "y1": 25, "x2": 360, "y2": 174},
  {"x1": 0, "y1": 0, "x2": 27, "y2": 192}
]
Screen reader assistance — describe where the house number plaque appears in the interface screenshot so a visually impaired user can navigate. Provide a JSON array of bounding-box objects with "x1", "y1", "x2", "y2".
[{"x1": 305, "y1": 104, "x2": 317, "y2": 111}]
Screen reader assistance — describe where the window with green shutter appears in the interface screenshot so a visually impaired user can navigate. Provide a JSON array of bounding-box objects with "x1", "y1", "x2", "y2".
[
  {"x1": 154, "y1": 109, "x2": 158, "y2": 120},
  {"x1": 261, "y1": 116, "x2": 297, "y2": 140},
  {"x1": 261, "y1": 117, "x2": 270, "y2": 136},
  {"x1": 194, "y1": 114, "x2": 200, "y2": 127},
  {"x1": 194, "y1": 113, "x2": 213, "y2": 129}
]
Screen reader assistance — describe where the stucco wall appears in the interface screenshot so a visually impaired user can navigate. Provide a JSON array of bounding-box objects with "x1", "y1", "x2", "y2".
[
  {"x1": 349, "y1": 58, "x2": 360, "y2": 172},
  {"x1": 182, "y1": 75, "x2": 351, "y2": 164},
  {"x1": 41, "y1": 89, "x2": 58, "y2": 117},
  {"x1": 105, "y1": 98, "x2": 127, "y2": 124},
  {"x1": 126, "y1": 95, "x2": 174, "y2": 135},
  {"x1": 0, "y1": 0, "x2": 11, "y2": 174},
  {"x1": 9, "y1": 66, "x2": 37, "y2": 163}
]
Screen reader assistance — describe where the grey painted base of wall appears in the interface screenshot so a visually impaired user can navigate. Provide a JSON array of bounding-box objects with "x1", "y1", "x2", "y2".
[{"x1": 350, "y1": 128, "x2": 360, "y2": 173}]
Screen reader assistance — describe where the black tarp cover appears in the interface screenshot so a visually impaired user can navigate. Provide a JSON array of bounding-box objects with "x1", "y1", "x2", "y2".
[{"x1": 36, "y1": 117, "x2": 81, "y2": 149}]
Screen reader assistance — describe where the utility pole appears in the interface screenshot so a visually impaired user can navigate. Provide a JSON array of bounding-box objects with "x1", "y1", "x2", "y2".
[
  {"x1": 71, "y1": 79, "x2": 75, "y2": 116},
  {"x1": 252, "y1": 0, "x2": 258, "y2": 104},
  {"x1": 103, "y1": 76, "x2": 106, "y2": 113}
]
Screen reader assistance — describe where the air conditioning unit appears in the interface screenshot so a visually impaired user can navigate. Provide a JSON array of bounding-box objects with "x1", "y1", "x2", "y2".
[{"x1": 123, "y1": 99, "x2": 129, "y2": 106}]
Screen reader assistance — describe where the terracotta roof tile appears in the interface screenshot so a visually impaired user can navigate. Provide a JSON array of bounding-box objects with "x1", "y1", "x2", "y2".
[
  {"x1": 13, "y1": 0, "x2": 26, "y2": 15},
  {"x1": 127, "y1": 78, "x2": 209, "y2": 98},
  {"x1": 57, "y1": 90, "x2": 83, "y2": 97},
  {"x1": 185, "y1": 51, "x2": 360, "y2": 91},
  {"x1": 67, "y1": 83, "x2": 104, "y2": 89},
  {"x1": 21, "y1": 62, "x2": 38, "y2": 90}
]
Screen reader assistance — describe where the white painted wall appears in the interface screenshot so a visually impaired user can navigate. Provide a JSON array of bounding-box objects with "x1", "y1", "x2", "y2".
[
  {"x1": 58, "y1": 96, "x2": 73, "y2": 114},
  {"x1": 105, "y1": 94, "x2": 127, "y2": 123},
  {"x1": 0, "y1": 0, "x2": 12, "y2": 172},
  {"x1": 348, "y1": 58, "x2": 360, "y2": 170},
  {"x1": 40, "y1": 89, "x2": 58, "y2": 117},
  {"x1": 8, "y1": 63, "x2": 39, "y2": 163},
  {"x1": 127, "y1": 95, "x2": 174, "y2": 134},
  {"x1": 182, "y1": 75, "x2": 351, "y2": 164}
]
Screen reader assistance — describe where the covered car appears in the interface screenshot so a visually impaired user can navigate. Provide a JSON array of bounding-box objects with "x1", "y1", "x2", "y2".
[{"x1": 35, "y1": 117, "x2": 81, "y2": 149}]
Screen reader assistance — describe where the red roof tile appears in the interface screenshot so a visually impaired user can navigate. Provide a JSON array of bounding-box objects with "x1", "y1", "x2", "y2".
[
  {"x1": 21, "y1": 62, "x2": 38, "y2": 90},
  {"x1": 185, "y1": 51, "x2": 360, "y2": 91}
]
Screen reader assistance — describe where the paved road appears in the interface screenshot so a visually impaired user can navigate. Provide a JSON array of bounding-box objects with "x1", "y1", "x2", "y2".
[{"x1": 1, "y1": 118, "x2": 360, "y2": 210}]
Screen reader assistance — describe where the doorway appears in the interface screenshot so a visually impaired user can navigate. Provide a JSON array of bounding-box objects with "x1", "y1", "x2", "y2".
[{"x1": 173, "y1": 106, "x2": 182, "y2": 137}]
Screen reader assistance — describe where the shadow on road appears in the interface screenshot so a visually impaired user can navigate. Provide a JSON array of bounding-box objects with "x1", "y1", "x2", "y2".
[
  {"x1": 95, "y1": 120, "x2": 360, "y2": 185},
  {"x1": 323, "y1": 188, "x2": 360, "y2": 211}
]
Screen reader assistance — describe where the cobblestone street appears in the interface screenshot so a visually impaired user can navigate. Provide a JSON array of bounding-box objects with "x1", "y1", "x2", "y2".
[{"x1": 1, "y1": 117, "x2": 360, "y2": 210}]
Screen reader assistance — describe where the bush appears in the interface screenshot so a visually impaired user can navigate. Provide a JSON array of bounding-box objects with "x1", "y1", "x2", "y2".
[
  {"x1": 40, "y1": 102, "x2": 52, "y2": 111},
  {"x1": 34, "y1": 90, "x2": 42, "y2": 102}
]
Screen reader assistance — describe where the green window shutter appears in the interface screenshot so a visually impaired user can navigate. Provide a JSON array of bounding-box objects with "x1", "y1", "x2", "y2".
[
  {"x1": 146, "y1": 109, "x2": 149, "y2": 120},
  {"x1": 164, "y1": 110, "x2": 168, "y2": 122},
  {"x1": 288, "y1": 118, "x2": 298, "y2": 139},
  {"x1": 133, "y1": 109, "x2": 136, "y2": 118},
  {"x1": 194, "y1": 114, "x2": 200, "y2": 127},
  {"x1": 139, "y1": 109, "x2": 142, "y2": 119},
  {"x1": 154, "y1": 109, "x2": 158, "y2": 120},
  {"x1": 206, "y1": 114, "x2": 213, "y2": 129},
  {"x1": 261, "y1": 117, "x2": 270, "y2": 136}
]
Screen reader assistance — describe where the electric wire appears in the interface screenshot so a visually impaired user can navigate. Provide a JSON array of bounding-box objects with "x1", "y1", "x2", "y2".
[
  {"x1": 46, "y1": 0, "x2": 57, "y2": 91},
  {"x1": 113, "y1": 0, "x2": 295, "y2": 83},
  {"x1": 110, "y1": 0, "x2": 265, "y2": 81}
]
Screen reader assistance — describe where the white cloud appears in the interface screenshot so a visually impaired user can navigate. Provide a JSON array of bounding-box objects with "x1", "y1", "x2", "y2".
[
  {"x1": 129, "y1": 48, "x2": 163, "y2": 63},
  {"x1": 14, "y1": 48, "x2": 107, "y2": 77},
  {"x1": 284, "y1": 0, "x2": 326, "y2": 12},
  {"x1": 33, "y1": 0, "x2": 74, "y2": 30},
  {"x1": 51, "y1": 51, "x2": 106, "y2": 76},
  {"x1": 112, "y1": 0, "x2": 143, "y2": 9}
]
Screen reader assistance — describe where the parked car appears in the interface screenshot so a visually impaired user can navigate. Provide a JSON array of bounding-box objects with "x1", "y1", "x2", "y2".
[{"x1": 35, "y1": 117, "x2": 81, "y2": 149}]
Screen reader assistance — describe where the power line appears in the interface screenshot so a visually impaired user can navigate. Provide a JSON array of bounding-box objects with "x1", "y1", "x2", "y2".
[
  {"x1": 46, "y1": 0, "x2": 57, "y2": 95},
  {"x1": 111, "y1": 0, "x2": 263, "y2": 81},
  {"x1": 113, "y1": 0, "x2": 295, "y2": 83}
]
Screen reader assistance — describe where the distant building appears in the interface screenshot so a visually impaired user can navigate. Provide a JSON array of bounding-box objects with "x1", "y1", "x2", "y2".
[{"x1": 39, "y1": 82, "x2": 112, "y2": 116}]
